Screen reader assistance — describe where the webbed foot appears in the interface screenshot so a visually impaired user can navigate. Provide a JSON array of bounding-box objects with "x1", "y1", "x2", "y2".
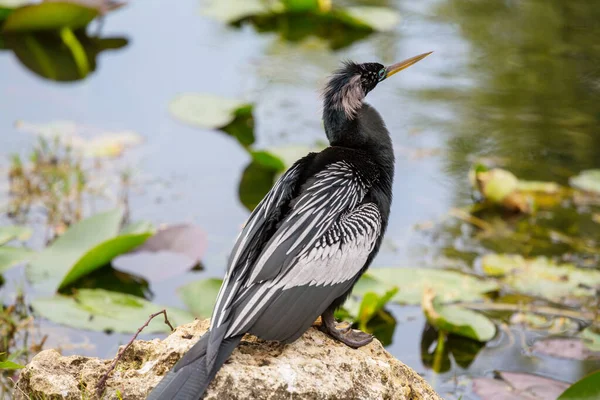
[{"x1": 319, "y1": 309, "x2": 373, "y2": 349}]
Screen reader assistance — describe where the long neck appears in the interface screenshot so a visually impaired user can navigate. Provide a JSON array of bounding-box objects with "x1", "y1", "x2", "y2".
[{"x1": 322, "y1": 73, "x2": 366, "y2": 147}]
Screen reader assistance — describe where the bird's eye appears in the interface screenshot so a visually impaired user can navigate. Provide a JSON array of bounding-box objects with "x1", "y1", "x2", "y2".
[{"x1": 378, "y1": 68, "x2": 386, "y2": 80}]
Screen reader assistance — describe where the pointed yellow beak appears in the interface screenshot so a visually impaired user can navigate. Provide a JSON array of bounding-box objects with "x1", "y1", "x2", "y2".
[{"x1": 385, "y1": 51, "x2": 433, "y2": 79}]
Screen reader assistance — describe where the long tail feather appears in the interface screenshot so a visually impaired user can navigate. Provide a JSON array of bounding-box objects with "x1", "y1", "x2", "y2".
[{"x1": 147, "y1": 332, "x2": 242, "y2": 400}]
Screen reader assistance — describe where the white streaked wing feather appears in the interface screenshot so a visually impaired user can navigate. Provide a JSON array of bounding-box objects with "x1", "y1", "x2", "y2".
[
  {"x1": 211, "y1": 162, "x2": 304, "y2": 330},
  {"x1": 226, "y1": 202, "x2": 381, "y2": 337}
]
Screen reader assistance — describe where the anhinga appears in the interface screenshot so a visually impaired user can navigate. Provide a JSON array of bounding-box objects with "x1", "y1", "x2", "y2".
[{"x1": 147, "y1": 51, "x2": 432, "y2": 400}]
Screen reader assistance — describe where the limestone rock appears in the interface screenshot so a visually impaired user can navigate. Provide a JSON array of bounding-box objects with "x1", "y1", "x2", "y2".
[{"x1": 15, "y1": 319, "x2": 441, "y2": 400}]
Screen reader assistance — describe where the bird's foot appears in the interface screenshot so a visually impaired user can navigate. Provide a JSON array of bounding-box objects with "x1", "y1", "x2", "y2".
[{"x1": 319, "y1": 310, "x2": 373, "y2": 349}]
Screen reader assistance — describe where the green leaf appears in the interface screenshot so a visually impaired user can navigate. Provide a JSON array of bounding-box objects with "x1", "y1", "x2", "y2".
[
  {"x1": 517, "y1": 180, "x2": 561, "y2": 193},
  {"x1": 58, "y1": 232, "x2": 152, "y2": 290},
  {"x1": 335, "y1": 6, "x2": 400, "y2": 32},
  {"x1": 265, "y1": 142, "x2": 327, "y2": 169},
  {"x1": 558, "y1": 371, "x2": 600, "y2": 400},
  {"x1": 0, "y1": 360, "x2": 25, "y2": 370},
  {"x1": 177, "y1": 278, "x2": 223, "y2": 319},
  {"x1": 0, "y1": 225, "x2": 32, "y2": 245},
  {"x1": 355, "y1": 268, "x2": 499, "y2": 305},
  {"x1": 570, "y1": 169, "x2": 600, "y2": 194},
  {"x1": 357, "y1": 287, "x2": 398, "y2": 330},
  {"x1": 120, "y1": 220, "x2": 155, "y2": 235},
  {"x1": 422, "y1": 289, "x2": 496, "y2": 342},
  {"x1": 202, "y1": 0, "x2": 268, "y2": 24},
  {"x1": 250, "y1": 151, "x2": 286, "y2": 172},
  {"x1": 238, "y1": 160, "x2": 280, "y2": 211},
  {"x1": 169, "y1": 93, "x2": 252, "y2": 130},
  {"x1": 31, "y1": 289, "x2": 193, "y2": 333},
  {"x1": 27, "y1": 208, "x2": 124, "y2": 291},
  {"x1": 2, "y1": 2, "x2": 98, "y2": 32},
  {"x1": 481, "y1": 254, "x2": 600, "y2": 303},
  {"x1": 0, "y1": 246, "x2": 33, "y2": 273}
]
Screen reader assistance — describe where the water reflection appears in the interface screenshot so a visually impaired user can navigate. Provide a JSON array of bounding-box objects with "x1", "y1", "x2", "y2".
[
  {"x1": 426, "y1": 0, "x2": 600, "y2": 186},
  {"x1": 1, "y1": 29, "x2": 127, "y2": 82}
]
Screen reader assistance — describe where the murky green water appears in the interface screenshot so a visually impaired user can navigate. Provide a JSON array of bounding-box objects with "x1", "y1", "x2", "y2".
[{"x1": 1, "y1": 0, "x2": 600, "y2": 398}]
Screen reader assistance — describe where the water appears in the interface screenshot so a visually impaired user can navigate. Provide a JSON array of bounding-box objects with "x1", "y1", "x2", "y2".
[{"x1": 1, "y1": 0, "x2": 600, "y2": 398}]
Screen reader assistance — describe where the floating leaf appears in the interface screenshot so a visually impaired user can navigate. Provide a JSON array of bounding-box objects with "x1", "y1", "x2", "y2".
[
  {"x1": 0, "y1": 225, "x2": 32, "y2": 245},
  {"x1": 532, "y1": 338, "x2": 600, "y2": 360},
  {"x1": 4, "y1": 31, "x2": 128, "y2": 82},
  {"x1": 0, "y1": 246, "x2": 33, "y2": 273},
  {"x1": 112, "y1": 224, "x2": 207, "y2": 281},
  {"x1": 570, "y1": 170, "x2": 600, "y2": 194},
  {"x1": 422, "y1": 288, "x2": 496, "y2": 342},
  {"x1": 169, "y1": 94, "x2": 251, "y2": 131},
  {"x1": 473, "y1": 372, "x2": 570, "y2": 400},
  {"x1": 27, "y1": 209, "x2": 152, "y2": 292},
  {"x1": 336, "y1": 6, "x2": 400, "y2": 32},
  {"x1": 420, "y1": 324, "x2": 485, "y2": 372},
  {"x1": 80, "y1": 131, "x2": 143, "y2": 158},
  {"x1": 250, "y1": 151, "x2": 286, "y2": 172},
  {"x1": 202, "y1": 0, "x2": 267, "y2": 24},
  {"x1": 0, "y1": 360, "x2": 25, "y2": 370},
  {"x1": 31, "y1": 289, "x2": 193, "y2": 333},
  {"x1": 2, "y1": 2, "x2": 98, "y2": 32},
  {"x1": 178, "y1": 278, "x2": 223, "y2": 319},
  {"x1": 120, "y1": 220, "x2": 155, "y2": 235},
  {"x1": 355, "y1": 267, "x2": 498, "y2": 305},
  {"x1": 266, "y1": 142, "x2": 326, "y2": 169},
  {"x1": 517, "y1": 180, "x2": 562, "y2": 193},
  {"x1": 357, "y1": 287, "x2": 398, "y2": 330},
  {"x1": 238, "y1": 160, "x2": 280, "y2": 211},
  {"x1": 558, "y1": 371, "x2": 600, "y2": 400},
  {"x1": 481, "y1": 254, "x2": 600, "y2": 303},
  {"x1": 58, "y1": 232, "x2": 151, "y2": 290}
]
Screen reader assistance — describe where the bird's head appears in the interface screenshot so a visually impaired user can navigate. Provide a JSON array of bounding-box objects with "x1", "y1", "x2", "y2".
[{"x1": 323, "y1": 52, "x2": 432, "y2": 119}]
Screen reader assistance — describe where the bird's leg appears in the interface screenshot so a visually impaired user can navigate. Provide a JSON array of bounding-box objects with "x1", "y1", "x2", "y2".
[{"x1": 319, "y1": 308, "x2": 373, "y2": 349}]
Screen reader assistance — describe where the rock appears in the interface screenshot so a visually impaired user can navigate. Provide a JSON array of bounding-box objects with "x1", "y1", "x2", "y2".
[{"x1": 15, "y1": 319, "x2": 441, "y2": 400}]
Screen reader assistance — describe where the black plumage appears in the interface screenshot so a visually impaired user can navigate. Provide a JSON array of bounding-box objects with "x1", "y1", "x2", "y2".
[{"x1": 147, "y1": 52, "x2": 432, "y2": 400}]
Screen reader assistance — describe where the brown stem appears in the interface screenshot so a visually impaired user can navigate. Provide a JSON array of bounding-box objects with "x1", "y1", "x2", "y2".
[{"x1": 95, "y1": 310, "x2": 174, "y2": 398}]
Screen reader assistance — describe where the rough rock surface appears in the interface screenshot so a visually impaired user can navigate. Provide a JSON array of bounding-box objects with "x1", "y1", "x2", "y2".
[{"x1": 15, "y1": 319, "x2": 441, "y2": 400}]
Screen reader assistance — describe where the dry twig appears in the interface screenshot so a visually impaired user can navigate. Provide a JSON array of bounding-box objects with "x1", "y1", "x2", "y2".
[{"x1": 95, "y1": 310, "x2": 174, "y2": 397}]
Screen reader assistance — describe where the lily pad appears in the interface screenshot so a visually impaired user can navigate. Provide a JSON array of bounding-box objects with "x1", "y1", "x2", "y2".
[
  {"x1": 422, "y1": 288, "x2": 496, "y2": 342},
  {"x1": 0, "y1": 246, "x2": 33, "y2": 273},
  {"x1": 558, "y1": 371, "x2": 600, "y2": 400},
  {"x1": 2, "y1": 2, "x2": 98, "y2": 32},
  {"x1": 169, "y1": 94, "x2": 251, "y2": 131},
  {"x1": 112, "y1": 224, "x2": 207, "y2": 281},
  {"x1": 31, "y1": 289, "x2": 193, "y2": 333},
  {"x1": 570, "y1": 169, "x2": 600, "y2": 194},
  {"x1": 27, "y1": 208, "x2": 153, "y2": 292},
  {"x1": 532, "y1": 338, "x2": 600, "y2": 360},
  {"x1": 355, "y1": 267, "x2": 499, "y2": 305},
  {"x1": 473, "y1": 372, "x2": 570, "y2": 400},
  {"x1": 202, "y1": 0, "x2": 266, "y2": 23},
  {"x1": 58, "y1": 231, "x2": 151, "y2": 290},
  {"x1": 357, "y1": 287, "x2": 398, "y2": 331},
  {"x1": 177, "y1": 278, "x2": 223, "y2": 319},
  {"x1": 336, "y1": 6, "x2": 400, "y2": 32},
  {"x1": 238, "y1": 160, "x2": 280, "y2": 211},
  {"x1": 481, "y1": 254, "x2": 600, "y2": 303},
  {"x1": 3, "y1": 30, "x2": 128, "y2": 82},
  {"x1": 0, "y1": 225, "x2": 32, "y2": 245},
  {"x1": 517, "y1": 180, "x2": 562, "y2": 193}
]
